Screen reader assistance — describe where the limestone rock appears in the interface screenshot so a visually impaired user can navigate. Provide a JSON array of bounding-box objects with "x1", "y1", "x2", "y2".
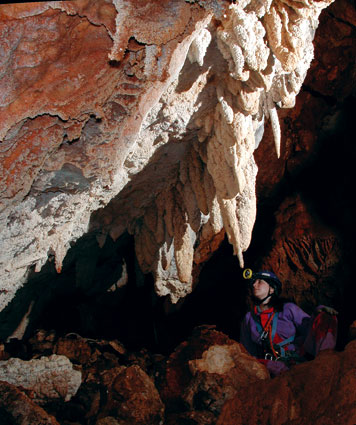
[
  {"x1": 0, "y1": 354, "x2": 82, "y2": 404},
  {"x1": 0, "y1": 0, "x2": 335, "y2": 309},
  {"x1": 55, "y1": 335, "x2": 93, "y2": 365},
  {"x1": 0, "y1": 380, "x2": 60, "y2": 425}
]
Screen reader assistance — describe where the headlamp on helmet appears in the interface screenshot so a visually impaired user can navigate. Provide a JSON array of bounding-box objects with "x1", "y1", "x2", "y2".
[{"x1": 242, "y1": 268, "x2": 282, "y2": 296}]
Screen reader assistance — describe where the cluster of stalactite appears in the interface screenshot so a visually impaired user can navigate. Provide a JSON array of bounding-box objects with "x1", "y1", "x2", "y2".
[
  {"x1": 0, "y1": 0, "x2": 333, "y2": 309},
  {"x1": 129, "y1": 0, "x2": 333, "y2": 302}
]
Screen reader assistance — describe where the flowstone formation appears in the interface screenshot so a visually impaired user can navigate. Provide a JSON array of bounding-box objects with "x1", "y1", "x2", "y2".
[{"x1": 0, "y1": 0, "x2": 334, "y2": 311}]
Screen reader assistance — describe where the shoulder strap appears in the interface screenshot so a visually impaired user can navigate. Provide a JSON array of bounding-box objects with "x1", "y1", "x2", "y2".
[
  {"x1": 252, "y1": 311, "x2": 263, "y2": 334},
  {"x1": 271, "y1": 312, "x2": 278, "y2": 341},
  {"x1": 252, "y1": 311, "x2": 276, "y2": 341},
  {"x1": 275, "y1": 335, "x2": 295, "y2": 357},
  {"x1": 253, "y1": 310, "x2": 296, "y2": 358}
]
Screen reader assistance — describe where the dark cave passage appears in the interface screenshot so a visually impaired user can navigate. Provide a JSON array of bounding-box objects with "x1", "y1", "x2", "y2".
[{"x1": 1, "y1": 231, "x2": 248, "y2": 356}]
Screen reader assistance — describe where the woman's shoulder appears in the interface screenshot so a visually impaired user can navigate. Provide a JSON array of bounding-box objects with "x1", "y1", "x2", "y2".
[
  {"x1": 279, "y1": 301, "x2": 300, "y2": 314},
  {"x1": 242, "y1": 310, "x2": 254, "y2": 322},
  {"x1": 279, "y1": 301, "x2": 309, "y2": 319}
]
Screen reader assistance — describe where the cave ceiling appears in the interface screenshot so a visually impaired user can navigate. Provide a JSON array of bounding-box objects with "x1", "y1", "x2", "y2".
[{"x1": 0, "y1": 0, "x2": 355, "y2": 318}]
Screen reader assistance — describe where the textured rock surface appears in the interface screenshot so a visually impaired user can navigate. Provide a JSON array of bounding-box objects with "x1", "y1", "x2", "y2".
[
  {"x1": 1, "y1": 326, "x2": 356, "y2": 424},
  {"x1": 157, "y1": 325, "x2": 269, "y2": 417},
  {"x1": 245, "y1": 0, "x2": 356, "y2": 323},
  {"x1": 260, "y1": 194, "x2": 343, "y2": 310},
  {"x1": 0, "y1": 0, "x2": 334, "y2": 310},
  {"x1": 98, "y1": 364, "x2": 165, "y2": 425},
  {"x1": 0, "y1": 354, "x2": 82, "y2": 403},
  {"x1": 0, "y1": 380, "x2": 60, "y2": 425},
  {"x1": 184, "y1": 342, "x2": 269, "y2": 413},
  {"x1": 217, "y1": 340, "x2": 356, "y2": 425}
]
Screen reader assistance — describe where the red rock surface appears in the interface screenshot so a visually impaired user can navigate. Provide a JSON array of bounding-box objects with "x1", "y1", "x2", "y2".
[
  {"x1": 259, "y1": 194, "x2": 343, "y2": 310},
  {"x1": 157, "y1": 325, "x2": 269, "y2": 415},
  {"x1": 218, "y1": 340, "x2": 356, "y2": 425},
  {"x1": 255, "y1": 0, "x2": 356, "y2": 195},
  {"x1": 99, "y1": 364, "x2": 165, "y2": 425},
  {"x1": 2, "y1": 326, "x2": 356, "y2": 424},
  {"x1": 0, "y1": 380, "x2": 60, "y2": 424}
]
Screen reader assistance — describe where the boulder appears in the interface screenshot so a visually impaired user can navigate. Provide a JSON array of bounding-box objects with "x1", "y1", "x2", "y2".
[
  {"x1": 184, "y1": 343, "x2": 269, "y2": 414},
  {"x1": 0, "y1": 380, "x2": 60, "y2": 424},
  {"x1": 99, "y1": 364, "x2": 165, "y2": 425},
  {"x1": 158, "y1": 325, "x2": 269, "y2": 417},
  {"x1": 218, "y1": 340, "x2": 356, "y2": 425},
  {"x1": 0, "y1": 354, "x2": 82, "y2": 404}
]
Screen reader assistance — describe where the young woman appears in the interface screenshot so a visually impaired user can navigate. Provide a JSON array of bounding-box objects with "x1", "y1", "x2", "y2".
[{"x1": 240, "y1": 270, "x2": 338, "y2": 376}]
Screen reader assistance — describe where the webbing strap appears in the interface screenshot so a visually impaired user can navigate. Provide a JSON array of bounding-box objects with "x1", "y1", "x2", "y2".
[
  {"x1": 252, "y1": 311, "x2": 294, "y2": 357},
  {"x1": 276, "y1": 335, "x2": 295, "y2": 356},
  {"x1": 271, "y1": 312, "x2": 278, "y2": 341},
  {"x1": 253, "y1": 311, "x2": 278, "y2": 341}
]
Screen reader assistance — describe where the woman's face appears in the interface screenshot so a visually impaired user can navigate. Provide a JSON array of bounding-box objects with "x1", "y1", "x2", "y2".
[{"x1": 252, "y1": 279, "x2": 274, "y2": 301}]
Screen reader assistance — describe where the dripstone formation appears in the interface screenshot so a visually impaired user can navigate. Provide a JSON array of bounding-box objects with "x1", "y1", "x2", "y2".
[{"x1": 0, "y1": 0, "x2": 334, "y2": 310}]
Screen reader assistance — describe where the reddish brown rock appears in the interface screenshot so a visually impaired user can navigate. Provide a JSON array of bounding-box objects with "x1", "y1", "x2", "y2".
[
  {"x1": 99, "y1": 364, "x2": 165, "y2": 425},
  {"x1": 28, "y1": 329, "x2": 57, "y2": 355},
  {"x1": 158, "y1": 326, "x2": 236, "y2": 409},
  {"x1": 1, "y1": 0, "x2": 342, "y2": 313},
  {"x1": 157, "y1": 325, "x2": 268, "y2": 415},
  {"x1": 184, "y1": 343, "x2": 269, "y2": 414},
  {"x1": 348, "y1": 320, "x2": 356, "y2": 342},
  {"x1": 55, "y1": 334, "x2": 93, "y2": 365},
  {"x1": 305, "y1": 0, "x2": 356, "y2": 100},
  {"x1": 0, "y1": 343, "x2": 9, "y2": 361},
  {"x1": 0, "y1": 380, "x2": 60, "y2": 424},
  {"x1": 218, "y1": 340, "x2": 356, "y2": 425},
  {"x1": 165, "y1": 410, "x2": 216, "y2": 425},
  {"x1": 252, "y1": 0, "x2": 355, "y2": 317},
  {"x1": 258, "y1": 194, "x2": 343, "y2": 310}
]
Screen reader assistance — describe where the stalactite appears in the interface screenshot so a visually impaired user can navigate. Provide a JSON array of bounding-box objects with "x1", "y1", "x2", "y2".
[
  {"x1": 0, "y1": 0, "x2": 335, "y2": 308},
  {"x1": 188, "y1": 28, "x2": 212, "y2": 67},
  {"x1": 132, "y1": 0, "x2": 331, "y2": 299}
]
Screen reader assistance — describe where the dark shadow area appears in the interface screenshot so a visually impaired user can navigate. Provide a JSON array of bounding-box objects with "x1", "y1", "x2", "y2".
[
  {"x1": 149, "y1": 237, "x2": 247, "y2": 354},
  {"x1": 295, "y1": 95, "x2": 356, "y2": 348},
  {"x1": 0, "y1": 232, "x2": 156, "y2": 353}
]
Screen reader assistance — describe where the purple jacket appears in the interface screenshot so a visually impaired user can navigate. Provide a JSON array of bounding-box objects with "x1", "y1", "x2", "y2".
[{"x1": 240, "y1": 302, "x2": 312, "y2": 358}]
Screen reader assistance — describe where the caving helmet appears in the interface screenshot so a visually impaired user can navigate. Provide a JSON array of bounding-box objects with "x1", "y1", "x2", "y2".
[{"x1": 243, "y1": 269, "x2": 282, "y2": 297}]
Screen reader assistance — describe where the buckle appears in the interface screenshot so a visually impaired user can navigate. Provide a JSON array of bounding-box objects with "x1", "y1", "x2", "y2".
[
  {"x1": 264, "y1": 352, "x2": 281, "y2": 361},
  {"x1": 260, "y1": 331, "x2": 268, "y2": 341}
]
